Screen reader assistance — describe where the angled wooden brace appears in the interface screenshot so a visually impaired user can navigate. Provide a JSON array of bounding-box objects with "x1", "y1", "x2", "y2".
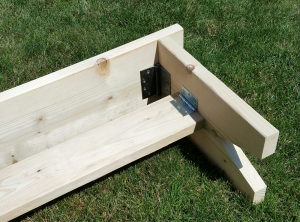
[{"x1": 157, "y1": 35, "x2": 279, "y2": 203}]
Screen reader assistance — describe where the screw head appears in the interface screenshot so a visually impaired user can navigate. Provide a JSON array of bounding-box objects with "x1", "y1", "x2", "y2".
[
  {"x1": 148, "y1": 92, "x2": 151, "y2": 95},
  {"x1": 142, "y1": 79, "x2": 146, "y2": 83},
  {"x1": 143, "y1": 87, "x2": 146, "y2": 91},
  {"x1": 178, "y1": 106, "x2": 181, "y2": 109},
  {"x1": 147, "y1": 70, "x2": 150, "y2": 74}
]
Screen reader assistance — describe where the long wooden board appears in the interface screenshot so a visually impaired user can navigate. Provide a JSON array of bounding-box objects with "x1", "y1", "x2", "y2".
[
  {"x1": 0, "y1": 95, "x2": 204, "y2": 221},
  {"x1": 0, "y1": 24, "x2": 183, "y2": 170},
  {"x1": 158, "y1": 36, "x2": 279, "y2": 159}
]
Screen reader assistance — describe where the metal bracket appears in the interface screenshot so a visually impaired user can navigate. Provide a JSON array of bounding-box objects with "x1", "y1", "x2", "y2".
[
  {"x1": 171, "y1": 86, "x2": 198, "y2": 116},
  {"x1": 140, "y1": 63, "x2": 171, "y2": 99}
]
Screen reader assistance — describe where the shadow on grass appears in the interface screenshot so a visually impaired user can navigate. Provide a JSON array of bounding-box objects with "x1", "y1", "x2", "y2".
[{"x1": 11, "y1": 137, "x2": 231, "y2": 222}]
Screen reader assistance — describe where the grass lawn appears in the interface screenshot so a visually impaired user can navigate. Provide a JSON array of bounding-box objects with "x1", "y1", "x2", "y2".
[{"x1": 1, "y1": 0, "x2": 299, "y2": 221}]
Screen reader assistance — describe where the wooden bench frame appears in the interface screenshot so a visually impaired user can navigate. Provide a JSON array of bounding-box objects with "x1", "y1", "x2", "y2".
[{"x1": 0, "y1": 24, "x2": 279, "y2": 221}]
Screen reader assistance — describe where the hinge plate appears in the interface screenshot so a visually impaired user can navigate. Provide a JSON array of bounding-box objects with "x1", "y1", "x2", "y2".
[
  {"x1": 160, "y1": 66, "x2": 171, "y2": 97},
  {"x1": 181, "y1": 86, "x2": 197, "y2": 110},
  {"x1": 140, "y1": 63, "x2": 171, "y2": 99},
  {"x1": 171, "y1": 86, "x2": 198, "y2": 116}
]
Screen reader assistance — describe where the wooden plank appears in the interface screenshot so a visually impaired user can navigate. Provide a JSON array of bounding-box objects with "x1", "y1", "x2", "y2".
[
  {"x1": 0, "y1": 95, "x2": 204, "y2": 221},
  {"x1": 158, "y1": 36, "x2": 279, "y2": 159},
  {"x1": 190, "y1": 129, "x2": 267, "y2": 204},
  {"x1": 0, "y1": 24, "x2": 184, "y2": 170}
]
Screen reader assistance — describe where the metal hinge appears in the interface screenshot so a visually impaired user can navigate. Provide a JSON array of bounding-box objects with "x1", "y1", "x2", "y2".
[
  {"x1": 171, "y1": 86, "x2": 198, "y2": 116},
  {"x1": 140, "y1": 63, "x2": 171, "y2": 99}
]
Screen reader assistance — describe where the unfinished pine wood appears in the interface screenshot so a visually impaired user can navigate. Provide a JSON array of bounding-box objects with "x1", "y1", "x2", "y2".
[
  {"x1": 0, "y1": 95, "x2": 204, "y2": 221},
  {"x1": 190, "y1": 129, "x2": 267, "y2": 204},
  {"x1": 158, "y1": 36, "x2": 279, "y2": 159},
  {"x1": 0, "y1": 24, "x2": 184, "y2": 170}
]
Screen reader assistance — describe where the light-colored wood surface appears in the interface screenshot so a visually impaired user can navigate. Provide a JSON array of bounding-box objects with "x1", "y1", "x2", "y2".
[
  {"x1": 158, "y1": 36, "x2": 279, "y2": 159},
  {"x1": 0, "y1": 95, "x2": 204, "y2": 221},
  {"x1": 191, "y1": 129, "x2": 267, "y2": 203},
  {"x1": 0, "y1": 24, "x2": 184, "y2": 170},
  {"x1": 0, "y1": 24, "x2": 276, "y2": 216}
]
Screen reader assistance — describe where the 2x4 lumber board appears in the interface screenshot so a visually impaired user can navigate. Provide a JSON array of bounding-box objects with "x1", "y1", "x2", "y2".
[
  {"x1": 0, "y1": 24, "x2": 184, "y2": 170},
  {"x1": 158, "y1": 36, "x2": 279, "y2": 159},
  {"x1": 0, "y1": 95, "x2": 204, "y2": 221},
  {"x1": 0, "y1": 24, "x2": 183, "y2": 102},
  {"x1": 191, "y1": 129, "x2": 267, "y2": 204}
]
